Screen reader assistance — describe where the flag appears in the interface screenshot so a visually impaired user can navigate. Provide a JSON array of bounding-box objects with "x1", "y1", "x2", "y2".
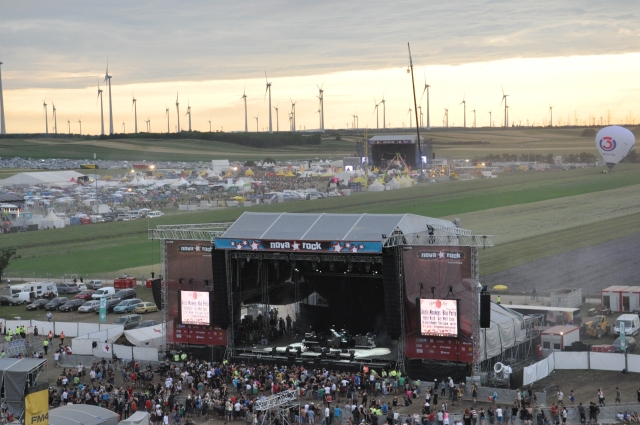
[{"x1": 102, "y1": 343, "x2": 112, "y2": 354}]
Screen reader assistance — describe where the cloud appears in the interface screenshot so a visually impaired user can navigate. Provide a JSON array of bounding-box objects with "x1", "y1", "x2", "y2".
[{"x1": 1, "y1": 0, "x2": 639, "y2": 89}]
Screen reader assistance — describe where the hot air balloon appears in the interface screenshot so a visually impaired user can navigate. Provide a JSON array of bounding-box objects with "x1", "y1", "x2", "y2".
[{"x1": 596, "y1": 126, "x2": 635, "y2": 170}]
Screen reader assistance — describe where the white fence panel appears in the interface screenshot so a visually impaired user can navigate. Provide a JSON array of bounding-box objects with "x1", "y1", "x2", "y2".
[
  {"x1": 523, "y1": 363, "x2": 538, "y2": 385},
  {"x1": 72, "y1": 339, "x2": 94, "y2": 355},
  {"x1": 627, "y1": 354, "x2": 640, "y2": 373},
  {"x1": 32, "y1": 320, "x2": 54, "y2": 336},
  {"x1": 536, "y1": 358, "x2": 549, "y2": 381},
  {"x1": 554, "y1": 352, "x2": 589, "y2": 369},
  {"x1": 590, "y1": 352, "x2": 625, "y2": 371},
  {"x1": 55, "y1": 322, "x2": 78, "y2": 337},
  {"x1": 547, "y1": 351, "x2": 555, "y2": 371},
  {"x1": 133, "y1": 347, "x2": 159, "y2": 362},
  {"x1": 6, "y1": 320, "x2": 31, "y2": 333},
  {"x1": 113, "y1": 344, "x2": 133, "y2": 360},
  {"x1": 78, "y1": 323, "x2": 100, "y2": 336}
]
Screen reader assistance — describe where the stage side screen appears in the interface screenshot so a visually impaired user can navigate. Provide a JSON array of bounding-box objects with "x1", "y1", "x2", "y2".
[
  {"x1": 403, "y1": 246, "x2": 474, "y2": 362},
  {"x1": 419, "y1": 298, "x2": 459, "y2": 338},
  {"x1": 166, "y1": 241, "x2": 226, "y2": 345},
  {"x1": 180, "y1": 291, "x2": 210, "y2": 325}
]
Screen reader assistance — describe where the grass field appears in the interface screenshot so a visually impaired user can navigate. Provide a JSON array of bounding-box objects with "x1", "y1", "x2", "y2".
[
  {"x1": 4, "y1": 164, "x2": 640, "y2": 278},
  {"x1": 0, "y1": 127, "x2": 609, "y2": 162}
]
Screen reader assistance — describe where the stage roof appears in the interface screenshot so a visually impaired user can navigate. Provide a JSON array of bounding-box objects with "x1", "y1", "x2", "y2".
[
  {"x1": 50, "y1": 405, "x2": 119, "y2": 425},
  {"x1": 220, "y1": 212, "x2": 456, "y2": 242}
]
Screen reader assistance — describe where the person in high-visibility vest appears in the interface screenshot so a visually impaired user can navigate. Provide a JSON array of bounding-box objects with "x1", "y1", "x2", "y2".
[
  {"x1": 43, "y1": 339, "x2": 49, "y2": 355},
  {"x1": 174, "y1": 353, "x2": 179, "y2": 362},
  {"x1": 497, "y1": 295, "x2": 501, "y2": 304},
  {"x1": 180, "y1": 353, "x2": 187, "y2": 361},
  {"x1": 0, "y1": 350, "x2": 5, "y2": 358}
]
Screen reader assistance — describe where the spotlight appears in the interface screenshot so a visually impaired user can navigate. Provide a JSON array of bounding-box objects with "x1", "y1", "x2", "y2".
[
  {"x1": 347, "y1": 262, "x2": 353, "y2": 272},
  {"x1": 447, "y1": 285, "x2": 455, "y2": 298},
  {"x1": 204, "y1": 279, "x2": 209, "y2": 285},
  {"x1": 382, "y1": 234, "x2": 387, "y2": 239},
  {"x1": 179, "y1": 278, "x2": 184, "y2": 284}
]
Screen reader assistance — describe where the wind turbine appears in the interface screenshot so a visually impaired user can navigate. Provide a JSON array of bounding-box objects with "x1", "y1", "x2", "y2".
[
  {"x1": 186, "y1": 102, "x2": 192, "y2": 131},
  {"x1": 548, "y1": 103, "x2": 554, "y2": 127},
  {"x1": 488, "y1": 110, "x2": 492, "y2": 127},
  {"x1": 165, "y1": 104, "x2": 170, "y2": 133},
  {"x1": 104, "y1": 62, "x2": 113, "y2": 135},
  {"x1": 175, "y1": 93, "x2": 180, "y2": 132},
  {"x1": 407, "y1": 108, "x2": 412, "y2": 128},
  {"x1": 78, "y1": 118, "x2": 82, "y2": 135},
  {"x1": 97, "y1": 78, "x2": 104, "y2": 136},
  {"x1": 317, "y1": 84, "x2": 324, "y2": 131},
  {"x1": 500, "y1": 87, "x2": 509, "y2": 128},
  {"x1": 43, "y1": 100, "x2": 48, "y2": 134},
  {"x1": 207, "y1": 117, "x2": 212, "y2": 132},
  {"x1": 443, "y1": 107, "x2": 449, "y2": 128},
  {"x1": 420, "y1": 73, "x2": 430, "y2": 129},
  {"x1": 67, "y1": 118, "x2": 70, "y2": 134},
  {"x1": 471, "y1": 107, "x2": 476, "y2": 128},
  {"x1": 273, "y1": 104, "x2": 279, "y2": 131},
  {"x1": 459, "y1": 94, "x2": 466, "y2": 128},
  {"x1": 316, "y1": 109, "x2": 321, "y2": 129},
  {"x1": 373, "y1": 98, "x2": 380, "y2": 129},
  {"x1": 122, "y1": 121, "x2": 125, "y2": 134},
  {"x1": 145, "y1": 117, "x2": 150, "y2": 132},
  {"x1": 254, "y1": 113, "x2": 259, "y2": 132},
  {"x1": 0, "y1": 61, "x2": 5, "y2": 134},
  {"x1": 290, "y1": 98, "x2": 297, "y2": 131},
  {"x1": 132, "y1": 93, "x2": 138, "y2": 134},
  {"x1": 52, "y1": 103, "x2": 57, "y2": 134},
  {"x1": 264, "y1": 71, "x2": 272, "y2": 133},
  {"x1": 418, "y1": 106, "x2": 423, "y2": 128},
  {"x1": 380, "y1": 94, "x2": 386, "y2": 129},
  {"x1": 241, "y1": 88, "x2": 248, "y2": 132}
]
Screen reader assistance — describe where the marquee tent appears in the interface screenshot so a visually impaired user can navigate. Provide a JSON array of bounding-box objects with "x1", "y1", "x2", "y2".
[
  {"x1": 0, "y1": 171, "x2": 86, "y2": 187},
  {"x1": 479, "y1": 303, "x2": 527, "y2": 361},
  {"x1": 40, "y1": 210, "x2": 65, "y2": 229},
  {"x1": 50, "y1": 405, "x2": 119, "y2": 425},
  {"x1": 124, "y1": 324, "x2": 163, "y2": 348}
]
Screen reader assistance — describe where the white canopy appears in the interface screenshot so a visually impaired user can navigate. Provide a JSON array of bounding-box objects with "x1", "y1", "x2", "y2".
[
  {"x1": 368, "y1": 180, "x2": 385, "y2": 192},
  {"x1": 41, "y1": 210, "x2": 65, "y2": 229},
  {"x1": 124, "y1": 324, "x2": 163, "y2": 348},
  {"x1": 118, "y1": 412, "x2": 150, "y2": 425}
]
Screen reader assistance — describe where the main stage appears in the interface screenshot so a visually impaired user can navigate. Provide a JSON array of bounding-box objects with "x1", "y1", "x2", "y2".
[{"x1": 150, "y1": 212, "x2": 495, "y2": 377}]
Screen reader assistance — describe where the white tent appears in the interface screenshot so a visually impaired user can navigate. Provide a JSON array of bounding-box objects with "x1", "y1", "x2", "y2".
[
  {"x1": 211, "y1": 160, "x2": 231, "y2": 174},
  {"x1": 385, "y1": 179, "x2": 401, "y2": 190},
  {"x1": 368, "y1": 180, "x2": 385, "y2": 192},
  {"x1": 479, "y1": 303, "x2": 527, "y2": 361},
  {"x1": 41, "y1": 210, "x2": 65, "y2": 229},
  {"x1": 124, "y1": 324, "x2": 163, "y2": 348},
  {"x1": 0, "y1": 171, "x2": 86, "y2": 187},
  {"x1": 118, "y1": 412, "x2": 150, "y2": 425}
]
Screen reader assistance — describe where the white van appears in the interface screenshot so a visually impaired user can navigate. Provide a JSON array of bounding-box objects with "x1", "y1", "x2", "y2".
[
  {"x1": 117, "y1": 213, "x2": 132, "y2": 221},
  {"x1": 147, "y1": 211, "x2": 163, "y2": 218},
  {"x1": 92, "y1": 287, "x2": 116, "y2": 299},
  {"x1": 614, "y1": 314, "x2": 640, "y2": 336}
]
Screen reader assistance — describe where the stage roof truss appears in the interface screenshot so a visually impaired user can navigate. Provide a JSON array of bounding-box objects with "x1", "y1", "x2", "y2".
[
  {"x1": 383, "y1": 233, "x2": 493, "y2": 248},
  {"x1": 254, "y1": 389, "x2": 298, "y2": 411},
  {"x1": 231, "y1": 252, "x2": 383, "y2": 263},
  {"x1": 149, "y1": 222, "x2": 234, "y2": 241}
]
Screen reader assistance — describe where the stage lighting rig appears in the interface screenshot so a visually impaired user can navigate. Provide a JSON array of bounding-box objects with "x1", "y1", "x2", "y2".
[{"x1": 446, "y1": 285, "x2": 455, "y2": 298}]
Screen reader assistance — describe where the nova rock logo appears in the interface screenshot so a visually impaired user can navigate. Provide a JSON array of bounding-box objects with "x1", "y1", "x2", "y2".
[{"x1": 599, "y1": 136, "x2": 617, "y2": 152}]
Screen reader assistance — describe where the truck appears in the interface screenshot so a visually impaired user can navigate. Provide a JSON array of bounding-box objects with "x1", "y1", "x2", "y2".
[
  {"x1": 114, "y1": 275, "x2": 137, "y2": 289},
  {"x1": 9, "y1": 281, "x2": 58, "y2": 300}
]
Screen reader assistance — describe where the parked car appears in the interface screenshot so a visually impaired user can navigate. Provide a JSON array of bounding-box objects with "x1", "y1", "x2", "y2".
[
  {"x1": 0, "y1": 296, "x2": 14, "y2": 306},
  {"x1": 86, "y1": 280, "x2": 104, "y2": 289},
  {"x1": 45, "y1": 297, "x2": 69, "y2": 310},
  {"x1": 78, "y1": 300, "x2": 101, "y2": 313},
  {"x1": 57, "y1": 283, "x2": 80, "y2": 294},
  {"x1": 113, "y1": 288, "x2": 137, "y2": 301},
  {"x1": 26, "y1": 299, "x2": 49, "y2": 310},
  {"x1": 113, "y1": 298, "x2": 143, "y2": 314},
  {"x1": 133, "y1": 302, "x2": 158, "y2": 314},
  {"x1": 94, "y1": 297, "x2": 121, "y2": 314},
  {"x1": 113, "y1": 314, "x2": 142, "y2": 330},
  {"x1": 58, "y1": 299, "x2": 84, "y2": 312},
  {"x1": 147, "y1": 211, "x2": 163, "y2": 218},
  {"x1": 136, "y1": 320, "x2": 159, "y2": 328},
  {"x1": 613, "y1": 336, "x2": 637, "y2": 352},
  {"x1": 75, "y1": 290, "x2": 96, "y2": 300}
]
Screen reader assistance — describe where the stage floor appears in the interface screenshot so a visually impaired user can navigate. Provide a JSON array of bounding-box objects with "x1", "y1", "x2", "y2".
[{"x1": 235, "y1": 334, "x2": 397, "y2": 362}]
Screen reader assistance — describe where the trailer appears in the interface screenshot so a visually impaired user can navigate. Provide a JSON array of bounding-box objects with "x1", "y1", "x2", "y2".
[
  {"x1": 114, "y1": 276, "x2": 137, "y2": 288},
  {"x1": 541, "y1": 325, "x2": 580, "y2": 357}
]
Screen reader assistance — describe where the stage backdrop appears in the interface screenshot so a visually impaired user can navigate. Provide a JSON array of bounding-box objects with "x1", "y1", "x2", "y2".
[
  {"x1": 165, "y1": 241, "x2": 226, "y2": 346},
  {"x1": 403, "y1": 246, "x2": 474, "y2": 363}
]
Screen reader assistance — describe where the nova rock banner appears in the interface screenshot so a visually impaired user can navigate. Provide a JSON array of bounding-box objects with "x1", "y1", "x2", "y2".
[{"x1": 25, "y1": 384, "x2": 49, "y2": 425}]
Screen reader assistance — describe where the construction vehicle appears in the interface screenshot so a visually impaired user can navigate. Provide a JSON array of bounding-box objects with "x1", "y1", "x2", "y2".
[{"x1": 581, "y1": 315, "x2": 609, "y2": 338}]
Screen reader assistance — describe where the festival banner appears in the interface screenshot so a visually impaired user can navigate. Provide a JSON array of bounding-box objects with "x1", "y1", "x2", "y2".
[{"x1": 25, "y1": 383, "x2": 49, "y2": 425}]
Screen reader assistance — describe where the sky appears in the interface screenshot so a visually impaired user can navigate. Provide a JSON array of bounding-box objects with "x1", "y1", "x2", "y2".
[{"x1": 1, "y1": 0, "x2": 640, "y2": 134}]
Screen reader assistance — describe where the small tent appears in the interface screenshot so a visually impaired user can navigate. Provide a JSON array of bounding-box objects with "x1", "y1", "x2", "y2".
[
  {"x1": 119, "y1": 412, "x2": 150, "y2": 425},
  {"x1": 124, "y1": 324, "x2": 163, "y2": 348},
  {"x1": 368, "y1": 180, "x2": 385, "y2": 192},
  {"x1": 41, "y1": 210, "x2": 65, "y2": 229}
]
